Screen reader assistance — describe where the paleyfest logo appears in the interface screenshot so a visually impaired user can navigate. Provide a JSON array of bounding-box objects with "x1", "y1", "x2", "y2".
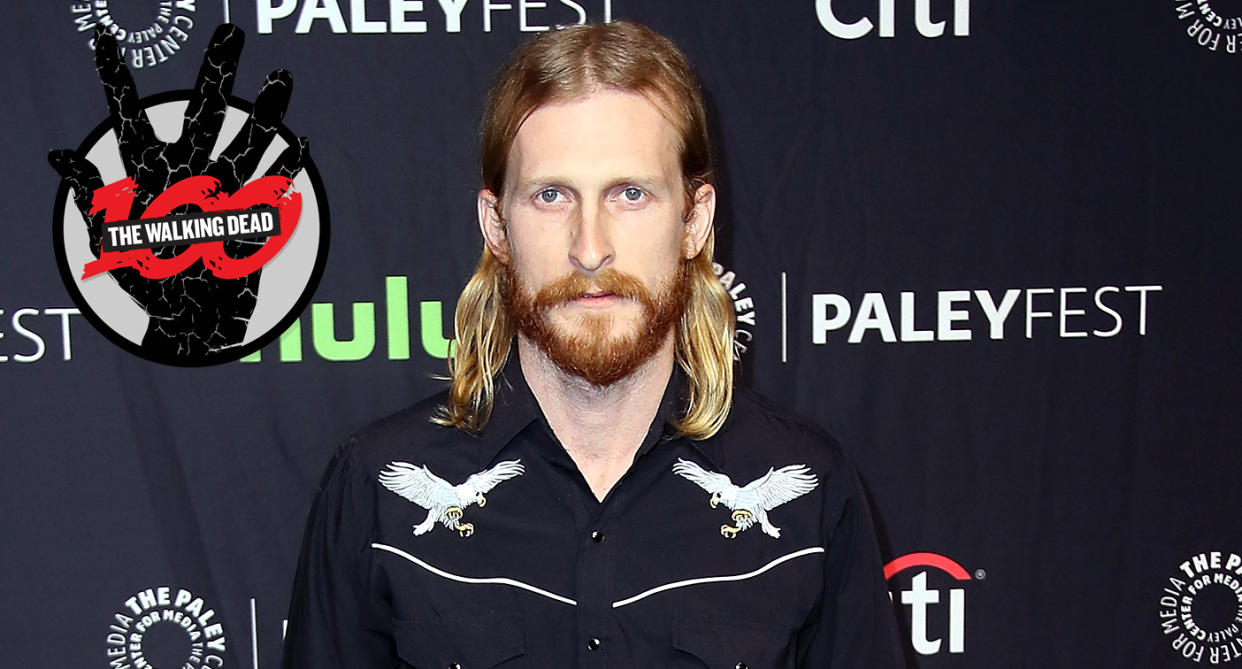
[{"x1": 51, "y1": 24, "x2": 328, "y2": 366}]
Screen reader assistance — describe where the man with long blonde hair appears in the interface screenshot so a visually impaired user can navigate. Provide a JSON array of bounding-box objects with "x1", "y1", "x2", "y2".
[{"x1": 284, "y1": 21, "x2": 901, "y2": 668}]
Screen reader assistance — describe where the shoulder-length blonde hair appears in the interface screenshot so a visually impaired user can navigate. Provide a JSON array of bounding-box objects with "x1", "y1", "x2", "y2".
[{"x1": 436, "y1": 21, "x2": 735, "y2": 440}]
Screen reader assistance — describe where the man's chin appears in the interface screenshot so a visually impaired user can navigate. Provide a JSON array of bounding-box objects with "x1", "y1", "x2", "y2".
[
  {"x1": 551, "y1": 298, "x2": 642, "y2": 322},
  {"x1": 549, "y1": 311, "x2": 629, "y2": 334},
  {"x1": 535, "y1": 330, "x2": 660, "y2": 387}
]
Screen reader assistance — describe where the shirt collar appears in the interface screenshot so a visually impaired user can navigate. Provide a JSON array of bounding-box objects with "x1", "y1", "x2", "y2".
[
  {"x1": 474, "y1": 350, "x2": 543, "y2": 466},
  {"x1": 473, "y1": 347, "x2": 688, "y2": 465},
  {"x1": 636, "y1": 363, "x2": 686, "y2": 458}
]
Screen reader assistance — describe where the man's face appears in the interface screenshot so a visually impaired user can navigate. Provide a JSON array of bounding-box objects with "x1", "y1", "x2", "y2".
[{"x1": 479, "y1": 89, "x2": 714, "y2": 386}]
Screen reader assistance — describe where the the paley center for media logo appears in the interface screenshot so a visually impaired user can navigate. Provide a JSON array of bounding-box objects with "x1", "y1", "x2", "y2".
[
  {"x1": 107, "y1": 586, "x2": 228, "y2": 668},
  {"x1": 67, "y1": 1, "x2": 201, "y2": 70},
  {"x1": 1159, "y1": 551, "x2": 1242, "y2": 664},
  {"x1": 1174, "y1": 1, "x2": 1242, "y2": 54}
]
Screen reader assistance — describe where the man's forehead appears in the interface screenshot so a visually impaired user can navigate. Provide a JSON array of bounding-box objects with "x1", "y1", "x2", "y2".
[{"x1": 505, "y1": 90, "x2": 682, "y2": 188}]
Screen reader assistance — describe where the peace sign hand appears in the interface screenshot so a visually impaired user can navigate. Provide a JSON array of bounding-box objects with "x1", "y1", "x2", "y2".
[{"x1": 49, "y1": 24, "x2": 308, "y2": 360}]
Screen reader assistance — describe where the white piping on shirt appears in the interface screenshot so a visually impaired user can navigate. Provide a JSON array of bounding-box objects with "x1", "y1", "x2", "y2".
[
  {"x1": 610, "y1": 546, "x2": 826, "y2": 608},
  {"x1": 371, "y1": 542, "x2": 578, "y2": 606}
]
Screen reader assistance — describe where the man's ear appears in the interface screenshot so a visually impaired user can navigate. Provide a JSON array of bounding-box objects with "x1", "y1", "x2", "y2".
[
  {"x1": 477, "y1": 189, "x2": 510, "y2": 263},
  {"x1": 683, "y1": 184, "x2": 716, "y2": 259}
]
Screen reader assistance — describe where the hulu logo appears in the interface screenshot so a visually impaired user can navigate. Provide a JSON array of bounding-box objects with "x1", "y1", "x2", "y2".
[{"x1": 242, "y1": 276, "x2": 456, "y2": 363}]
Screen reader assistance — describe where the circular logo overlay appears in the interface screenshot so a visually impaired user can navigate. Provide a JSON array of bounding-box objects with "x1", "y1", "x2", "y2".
[
  {"x1": 107, "y1": 586, "x2": 228, "y2": 668},
  {"x1": 1159, "y1": 551, "x2": 1242, "y2": 663},
  {"x1": 53, "y1": 91, "x2": 329, "y2": 366}
]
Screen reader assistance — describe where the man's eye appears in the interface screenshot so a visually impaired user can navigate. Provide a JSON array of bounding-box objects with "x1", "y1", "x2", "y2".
[
  {"x1": 537, "y1": 189, "x2": 561, "y2": 204},
  {"x1": 622, "y1": 187, "x2": 644, "y2": 202}
]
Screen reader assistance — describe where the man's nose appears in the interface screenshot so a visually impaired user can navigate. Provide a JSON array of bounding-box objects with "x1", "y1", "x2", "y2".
[{"x1": 569, "y1": 201, "x2": 614, "y2": 272}]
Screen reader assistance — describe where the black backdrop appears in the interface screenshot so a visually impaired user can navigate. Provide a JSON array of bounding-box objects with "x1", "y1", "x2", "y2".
[{"x1": 3, "y1": 1, "x2": 1241, "y2": 667}]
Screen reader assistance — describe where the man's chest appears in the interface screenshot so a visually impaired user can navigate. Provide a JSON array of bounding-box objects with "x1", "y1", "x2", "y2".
[{"x1": 366, "y1": 450, "x2": 829, "y2": 668}]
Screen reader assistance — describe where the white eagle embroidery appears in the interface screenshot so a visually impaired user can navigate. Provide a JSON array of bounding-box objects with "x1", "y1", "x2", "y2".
[
  {"x1": 672, "y1": 459, "x2": 818, "y2": 539},
  {"x1": 378, "y1": 460, "x2": 524, "y2": 537}
]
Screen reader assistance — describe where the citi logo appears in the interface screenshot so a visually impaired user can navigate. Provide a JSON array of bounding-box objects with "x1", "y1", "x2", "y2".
[
  {"x1": 886, "y1": 552, "x2": 977, "y2": 655},
  {"x1": 815, "y1": 0, "x2": 970, "y2": 39}
]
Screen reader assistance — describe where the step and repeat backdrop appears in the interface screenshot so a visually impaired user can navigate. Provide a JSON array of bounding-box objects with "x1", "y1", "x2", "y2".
[{"x1": 2, "y1": 1, "x2": 1239, "y2": 667}]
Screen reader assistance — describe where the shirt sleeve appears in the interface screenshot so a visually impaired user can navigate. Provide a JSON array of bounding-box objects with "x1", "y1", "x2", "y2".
[
  {"x1": 798, "y1": 463, "x2": 906, "y2": 668},
  {"x1": 281, "y1": 441, "x2": 397, "y2": 669}
]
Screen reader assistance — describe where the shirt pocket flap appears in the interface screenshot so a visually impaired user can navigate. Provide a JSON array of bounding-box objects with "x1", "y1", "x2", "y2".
[
  {"x1": 393, "y1": 612, "x2": 525, "y2": 668},
  {"x1": 673, "y1": 617, "x2": 795, "y2": 669}
]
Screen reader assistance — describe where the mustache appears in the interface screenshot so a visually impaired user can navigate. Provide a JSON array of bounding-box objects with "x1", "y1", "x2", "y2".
[{"x1": 531, "y1": 269, "x2": 653, "y2": 309}]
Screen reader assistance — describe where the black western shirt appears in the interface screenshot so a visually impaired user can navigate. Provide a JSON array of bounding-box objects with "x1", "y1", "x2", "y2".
[{"x1": 283, "y1": 363, "x2": 903, "y2": 668}]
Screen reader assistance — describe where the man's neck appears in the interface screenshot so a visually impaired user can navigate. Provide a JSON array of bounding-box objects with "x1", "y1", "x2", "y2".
[{"x1": 517, "y1": 334, "x2": 675, "y2": 501}]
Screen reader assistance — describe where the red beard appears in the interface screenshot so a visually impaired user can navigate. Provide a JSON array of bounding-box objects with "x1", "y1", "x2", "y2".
[{"x1": 502, "y1": 264, "x2": 689, "y2": 387}]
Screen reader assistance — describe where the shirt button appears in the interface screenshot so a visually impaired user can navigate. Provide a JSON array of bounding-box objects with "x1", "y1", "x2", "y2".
[
  {"x1": 587, "y1": 637, "x2": 602, "y2": 650},
  {"x1": 735, "y1": 663, "x2": 748, "y2": 669},
  {"x1": 448, "y1": 664, "x2": 462, "y2": 669},
  {"x1": 590, "y1": 531, "x2": 604, "y2": 543}
]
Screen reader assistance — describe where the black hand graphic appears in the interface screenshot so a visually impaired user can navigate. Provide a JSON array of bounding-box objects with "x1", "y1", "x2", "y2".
[{"x1": 50, "y1": 24, "x2": 309, "y2": 360}]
